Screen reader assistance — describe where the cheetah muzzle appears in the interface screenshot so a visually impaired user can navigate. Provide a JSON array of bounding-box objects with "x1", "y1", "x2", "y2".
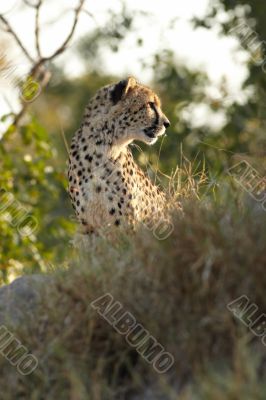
[{"x1": 68, "y1": 77, "x2": 174, "y2": 236}]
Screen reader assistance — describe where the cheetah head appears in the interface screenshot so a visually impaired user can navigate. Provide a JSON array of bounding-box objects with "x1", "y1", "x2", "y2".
[{"x1": 109, "y1": 77, "x2": 170, "y2": 146}]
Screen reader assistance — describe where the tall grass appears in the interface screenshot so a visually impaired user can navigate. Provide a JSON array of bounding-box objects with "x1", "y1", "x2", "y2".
[{"x1": 0, "y1": 159, "x2": 265, "y2": 399}]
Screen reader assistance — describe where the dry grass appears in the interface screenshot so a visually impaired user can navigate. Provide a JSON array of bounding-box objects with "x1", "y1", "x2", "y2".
[{"x1": 0, "y1": 165, "x2": 265, "y2": 399}]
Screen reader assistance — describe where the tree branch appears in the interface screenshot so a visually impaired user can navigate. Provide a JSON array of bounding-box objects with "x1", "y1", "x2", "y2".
[
  {"x1": 35, "y1": 0, "x2": 42, "y2": 58},
  {"x1": 42, "y1": 0, "x2": 86, "y2": 62},
  {"x1": 23, "y1": 0, "x2": 38, "y2": 7},
  {"x1": 1, "y1": 0, "x2": 87, "y2": 128},
  {"x1": 0, "y1": 15, "x2": 34, "y2": 63}
]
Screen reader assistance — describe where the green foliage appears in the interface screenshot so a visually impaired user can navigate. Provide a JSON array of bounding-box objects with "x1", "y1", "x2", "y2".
[
  {"x1": 1, "y1": 0, "x2": 265, "y2": 281},
  {"x1": 0, "y1": 116, "x2": 75, "y2": 282},
  {"x1": 0, "y1": 1, "x2": 265, "y2": 395},
  {"x1": 77, "y1": 2, "x2": 139, "y2": 68},
  {"x1": 192, "y1": 0, "x2": 266, "y2": 164}
]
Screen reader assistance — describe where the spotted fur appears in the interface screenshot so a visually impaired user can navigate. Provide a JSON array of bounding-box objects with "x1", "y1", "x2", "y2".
[{"x1": 68, "y1": 77, "x2": 174, "y2": 234}]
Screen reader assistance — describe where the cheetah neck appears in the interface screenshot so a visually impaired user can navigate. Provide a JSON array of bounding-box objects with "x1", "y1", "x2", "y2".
[{"x1": 79, "y1": 113, "x2": 133, "y2": 162}]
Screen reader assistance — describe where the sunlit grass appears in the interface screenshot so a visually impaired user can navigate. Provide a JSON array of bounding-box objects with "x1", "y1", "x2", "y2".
[{"x1": 0, "y1": 159, "x2": 265, "y2": 398}]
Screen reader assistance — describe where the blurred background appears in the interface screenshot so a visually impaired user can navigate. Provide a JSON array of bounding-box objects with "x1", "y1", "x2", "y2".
[{"x1": 0, "y1": 0, "x2": 265, "y2": 282}]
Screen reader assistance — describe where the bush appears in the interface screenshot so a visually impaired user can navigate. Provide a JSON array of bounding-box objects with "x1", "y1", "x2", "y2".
[{"x1": 0, "y1": 180, "x2": 265, "y2": 399}]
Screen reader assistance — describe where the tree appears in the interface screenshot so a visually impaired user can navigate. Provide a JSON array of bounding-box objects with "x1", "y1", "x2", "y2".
[{"x1": 0, "y1": 0, "x2": 86, "y2": 281}]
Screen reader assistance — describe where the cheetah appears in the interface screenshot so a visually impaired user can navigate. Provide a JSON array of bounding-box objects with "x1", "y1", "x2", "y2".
[{"x1": 68, "y1": 77, "x2": 175, "y2": 235}]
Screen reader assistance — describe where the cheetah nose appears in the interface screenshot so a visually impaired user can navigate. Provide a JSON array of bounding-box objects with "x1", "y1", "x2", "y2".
[{"x1": 163, "y1": 119, "x2": 171, "y2": 129}]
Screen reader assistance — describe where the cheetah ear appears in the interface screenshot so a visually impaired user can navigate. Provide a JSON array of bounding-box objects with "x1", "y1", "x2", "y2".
[{"x1": 111, "y1": 77, "x2": 137, "y2": 104}]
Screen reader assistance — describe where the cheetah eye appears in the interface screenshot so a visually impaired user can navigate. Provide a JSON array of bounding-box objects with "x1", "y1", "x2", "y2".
[{"x1": 148, "y1": 102, "x2": 155, "y2": 109}]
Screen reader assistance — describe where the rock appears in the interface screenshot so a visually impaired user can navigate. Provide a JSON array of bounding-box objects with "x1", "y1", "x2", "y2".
[{"x1": 0, "y1": 275, "x2": 49, "y2": 326}]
